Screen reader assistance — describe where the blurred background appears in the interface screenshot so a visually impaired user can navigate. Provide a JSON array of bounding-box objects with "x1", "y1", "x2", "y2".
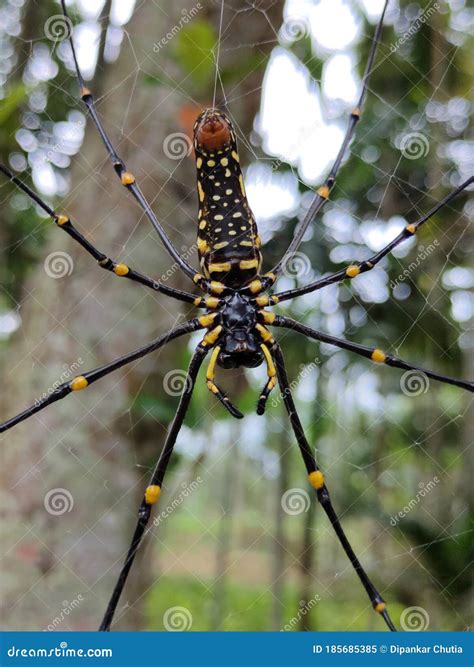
[{"x1": 0, "y1": 0, "x2": 472, "y2": 632}]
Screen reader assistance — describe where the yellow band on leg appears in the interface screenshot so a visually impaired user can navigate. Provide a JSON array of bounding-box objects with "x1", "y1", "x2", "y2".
[
  {"x1": 145, "y1": 485, "x2": 161, "y2": 504},
  {"x1": 261, "y1": 344, "x2": 276, "y2": 378},
  {"x1": 206, "y1": 346, "x2": 221, "y2": 381},
  {"x1": 309, "y1": 470, "x2": 325, "y2": 489}
]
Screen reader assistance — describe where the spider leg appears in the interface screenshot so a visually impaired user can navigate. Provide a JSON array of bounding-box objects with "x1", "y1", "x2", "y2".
[
  {"x1": 273, "y1": 343, "x2": 396, "y2": 631},
  {"x1": 99, "y1": 343, "x2": 207, "y2": 631},
  {"x1": 273, "y1": 316, "x2": 473, "y2": 392},
  {"x1": 273, "y1": 176, "x2": 474, "y2": 303},
  {"x1": 0, "y1": 319, "x2": 202, "y2": 434},
  {"x1": 0, "y1": 164, "x2": 200, "y2": 306},
  {"x1": 270, "y1": 0, "x2": 389, "y2": 277},
  {"x1": 256, "y1": 343, "x2": 277, "y2": 415},
  {"x1": 59, "y1": 0, "x2": 197, "y2": 282},
  {"x1": 205, "y1": 345, "x2": 243, "y2": 419}
]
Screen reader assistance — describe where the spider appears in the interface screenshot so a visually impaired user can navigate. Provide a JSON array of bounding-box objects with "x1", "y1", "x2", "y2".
[{"x1": 0, "y1": 0, "x2": 472, "y2": 632}]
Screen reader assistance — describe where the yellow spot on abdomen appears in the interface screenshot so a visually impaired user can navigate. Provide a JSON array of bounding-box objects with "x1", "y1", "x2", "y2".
[
  {"x1": 239, "y1": 259, "x2": 259, "y2": 270},
  {"x1": 406, "y1": 223, "x2": 416, "y2": 234},
  {"x1": 209, "y1": 262, "x2": 231, "y2": 273},
  {"x1": 197, "y1": 237, "x2": 209, "y2": 254},
  {"x1": 317, "y1": 185, "x2": 330, "y2": 199},
  {"x1": 375, "y1": 602, "x2": 386, "y2": 614},
  {"x1": 56, "y1": 215, "x2": 69, "y2": 226},
  {"x1": 197, "y1": 181, "x2": 205, "y2": 202}
]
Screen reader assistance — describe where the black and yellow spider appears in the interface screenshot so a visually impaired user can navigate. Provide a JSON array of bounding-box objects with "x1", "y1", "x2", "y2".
[{"x1": 0, "y1": 0, "x2": 472, "y2": 632}]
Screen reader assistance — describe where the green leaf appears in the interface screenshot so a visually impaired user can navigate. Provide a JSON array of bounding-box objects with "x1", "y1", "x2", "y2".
[
  {"x1": 0, "y1": 83, "x2": 27, "y2": 125},
  {"x1": 173, "y1": 20, "x2": 217, "y2": 89}
]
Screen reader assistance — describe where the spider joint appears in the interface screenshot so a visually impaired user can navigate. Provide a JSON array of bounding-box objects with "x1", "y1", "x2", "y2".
[
  {"x1": 371, "y1": 348, "x2": 386, "y2": 363},
  {"x1": 70, "y1": 376, "x2": 88, "y2": 391},
  {"x1": 145, "y1": 485, "x2": 161, "y2": 505},
  {"x1": 120, "y1": 172, "x2": 136, "y2": 186},
  {"x1": 345, "y1": 264, "x2": 360, "y2": 278},
  {"x1": 309, "y1": 470, "x2": 325, "y2": 490},
  {"x1": 113, "y1": 263, "x2": 129, "y2": 276},
  {"x1": 258, "y1": 310, "x2": 276, "y2": 325},
  {"x1": 199, "y1": 313, "x2": 218, "y2": 328}
]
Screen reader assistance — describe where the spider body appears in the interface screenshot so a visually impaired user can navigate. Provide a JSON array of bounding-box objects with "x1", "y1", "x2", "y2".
[
  {"x1": 194, "y1": 109, "x2": 262, "y2": 288},
  {"x1": 1, "y1": 0, "x2": 472, "y2": 633}
]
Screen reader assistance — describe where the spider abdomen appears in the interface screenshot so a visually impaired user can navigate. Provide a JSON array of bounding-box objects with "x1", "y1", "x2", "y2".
[{"x1": 193, "y1": 109, "x2": 262, "y2": 288}]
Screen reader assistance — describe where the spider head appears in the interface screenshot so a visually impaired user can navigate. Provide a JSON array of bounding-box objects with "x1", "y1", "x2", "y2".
[
  {"x1": 217, "y1": 293, "x2": 264, "y2": 369},
  {"x1": 193, "y1": 108, "x2": 234, "y2": 154}
]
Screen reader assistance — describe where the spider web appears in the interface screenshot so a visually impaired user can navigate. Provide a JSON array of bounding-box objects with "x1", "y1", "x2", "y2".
[{"x1": 0, "y1": 0, "x2": 472, "y2": 633}]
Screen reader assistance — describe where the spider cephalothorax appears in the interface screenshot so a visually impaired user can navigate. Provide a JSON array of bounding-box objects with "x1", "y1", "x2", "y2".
[
  {"x1": 217, "y1": 293, "x2": 263, "y2": 369},
  {"x1": 1, "y1": 0, "x2": 472, "y2": 634}
]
